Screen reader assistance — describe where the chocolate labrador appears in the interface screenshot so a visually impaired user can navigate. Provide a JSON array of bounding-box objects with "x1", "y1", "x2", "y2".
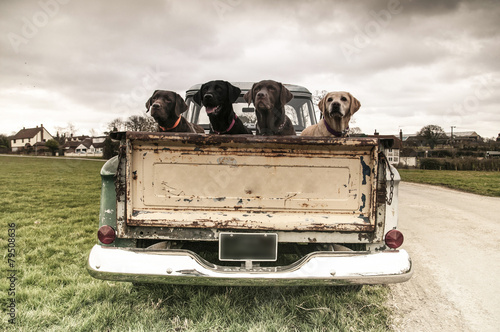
[
  {"x1": 193, "y1": 80, "x2": 252, "y2": 135},
  {"x1": 301, "y1": 91, "x2": 361, "y2": 137},
  {"x1": 146, "y1": 90, "x2": 204, "y2": 133},
  {"x1": 244, "y1": 80, "x2": 296, "y2": 136}
]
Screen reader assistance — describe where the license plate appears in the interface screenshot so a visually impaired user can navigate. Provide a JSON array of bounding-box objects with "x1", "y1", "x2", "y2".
[{"x1": 219, "y1": 233, "x2": 278, "y2": 261}]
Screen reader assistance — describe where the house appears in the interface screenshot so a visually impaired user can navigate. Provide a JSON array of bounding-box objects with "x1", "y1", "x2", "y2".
[
  {"x1": 11, "y1": 124, "x2": 54, "y2": 153},
  {"x1": 486, "y1": 151, "x2": 500, "y2": 159},
  {"x1": 399, "y1": 148, "x2": 418, "y2": 167},
  {"x1": 62, "y1": 136, "x2": 105, "y2": 157},
  {"x1": 446, "y1": 131, "x2": 481, "y2": 142},
  {"x1": 402, "y1": 130, "x2": 481, "y2": 146},
  {"x1": 374, "y1": 133, "x2": 403, "y2": 166}
]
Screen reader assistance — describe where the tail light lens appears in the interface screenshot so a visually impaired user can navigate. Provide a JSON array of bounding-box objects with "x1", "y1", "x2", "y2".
[
  {"x1": 98, "y1": 225, "x2": 116, "y2": 244},
  {"x1": 385, "y1": 229, "x2": 404, "y2": 249}
]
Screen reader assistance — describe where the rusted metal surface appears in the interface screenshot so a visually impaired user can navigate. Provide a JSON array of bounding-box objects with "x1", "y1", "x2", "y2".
[
  {"x1": 115, "y1": 132, "x2": 383, "y2": 237},
  {"x1": 121, "y1": 226, "x2": 379, "y2": 243}
]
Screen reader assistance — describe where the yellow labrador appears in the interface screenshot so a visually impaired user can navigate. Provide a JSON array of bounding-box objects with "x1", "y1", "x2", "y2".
[{"x1": 301, "y1": 92, "x2": 361, "y2": 137}]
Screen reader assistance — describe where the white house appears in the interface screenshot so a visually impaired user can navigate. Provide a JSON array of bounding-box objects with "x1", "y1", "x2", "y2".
[
  {"x1": 11, "y1": 124, "x2": 54, "y2": 152},
  {"x1": 63, "y1": 137, "x2": 105, "y2": 157},
  {"x1": 375, "y1": 135, "x2": 403, "y2": 166}
]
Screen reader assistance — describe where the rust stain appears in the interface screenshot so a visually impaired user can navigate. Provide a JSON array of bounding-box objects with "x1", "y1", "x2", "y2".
[{"x1": 117, "y1": 132, "x2": 383, "y2": 238}]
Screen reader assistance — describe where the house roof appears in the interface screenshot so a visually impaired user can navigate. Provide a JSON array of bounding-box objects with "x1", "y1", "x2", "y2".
[
  {"x1": 374, "y1": 135, "x2": 403, "y2": 149},
  {"x1": 62, "y1": 137, "x2": 105, "y2": 150},
  {"x1": 62, "y1": 141, "x2": 81, "y2": 149},
  {"x1": 12, "y1": 127, "x2": 43, "y2": 139},
  {"x1": 80, "y1": 138, "x2": 94, "y2": 148},
  {"x1": 446, "y1": 131, "x2": 479, "y2": 137}
]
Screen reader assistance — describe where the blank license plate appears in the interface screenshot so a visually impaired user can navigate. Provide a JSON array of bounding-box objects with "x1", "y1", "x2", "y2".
[{"x1": 219, "y1": 233, "x2": 278, "y2": 261}]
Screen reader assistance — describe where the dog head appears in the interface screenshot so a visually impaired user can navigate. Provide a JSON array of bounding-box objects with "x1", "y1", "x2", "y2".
[
  {"x1": 319, "y1": 91, "x2": 360, "y2": 120},
  {"x1": 244, "y1": 80, "x2": 293, "y2": 112},
  {"x1": 145, "y1": 90, "x2": 187, "y2": 123},
  {"x1": 192, "y1": 80, "x2": 241, "y2": 116}
]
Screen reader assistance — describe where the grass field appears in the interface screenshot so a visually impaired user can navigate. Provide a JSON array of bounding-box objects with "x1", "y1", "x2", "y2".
[
  {"x1": 0, "y1": 156, "x2": 393, "y2": 331},
  {"x1": 398, "y1": 169, "x2": 500, "y2": 197}
]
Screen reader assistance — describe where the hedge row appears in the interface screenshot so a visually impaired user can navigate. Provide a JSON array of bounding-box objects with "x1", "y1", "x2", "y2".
[{"x1": 419, "y1": 157, "x2": 500, "y2": 171}]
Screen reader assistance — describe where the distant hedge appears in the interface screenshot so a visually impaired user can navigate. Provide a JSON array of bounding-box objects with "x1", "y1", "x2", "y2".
[{"x1": 420, "y1": 158, "x2": 500, "y2": 171}]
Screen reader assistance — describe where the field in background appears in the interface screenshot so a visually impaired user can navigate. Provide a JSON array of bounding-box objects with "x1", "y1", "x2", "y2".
[
  {"x1": 399, "y1": 169, "x2": 500, "y2": 197},
  {"x1": 0, "y1": 156, "x2": 393, "y2": 331}
]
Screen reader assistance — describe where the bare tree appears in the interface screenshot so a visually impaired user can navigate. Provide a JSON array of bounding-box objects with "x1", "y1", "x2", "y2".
[
  {"x1": 107, "y1": 115, "x2": 157, "y2": 133},
  {"x1": 125, "y1": 115, "x2": 157, "y2": 132},
  {"x1": 348, "y1": 127, "x2": 362, "y2": 135},
  {"x1": 55, "y1": 123, "x2": 77, "y2": 138},
  {"x1": 312, "y1": 90, "x2": 327, "y2": 120},
  {"x1": 312, "y1": 90, "x2": 327, "y2": 107},
  {"x1": 107, "y1": 118, "x2": 126, "y2": 133}
]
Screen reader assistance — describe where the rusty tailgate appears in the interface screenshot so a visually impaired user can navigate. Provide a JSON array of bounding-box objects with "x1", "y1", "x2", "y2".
[{"x1": 122, "y1": 133, "x2": 379, "y2": 232}]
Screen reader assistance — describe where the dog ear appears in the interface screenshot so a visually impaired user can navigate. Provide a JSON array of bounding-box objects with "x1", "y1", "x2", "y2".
[
  {"x1": 145, "y1": 90, "x2": 159, "y2": 112},
  {"x1": 279, "y1": 83, "x2": 293, "y2": 106},
  {"x1": 226, "y1": 82, "x2": 241, "y2": 103},
  {"x1": 243, "y1": 84, "x2": 255, "y2": 105},
  {"x1": 318, "y1": 95, "x2": 327, "y2": 119},
  {"x1": 192, "y1": 85, "x2": 204, "y2": 106},
  {"x1": 173, "y1": 92, "x2": 188, "y2": 117},
  {"x1": 348, "y1": 93, "x2": 361, "y2": 115}
]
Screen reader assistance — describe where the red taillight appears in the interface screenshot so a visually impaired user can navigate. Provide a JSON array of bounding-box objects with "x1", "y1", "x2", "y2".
[
  {"x1": 385, "y1": 229, "x2": 404, "y2": 249},
  {"x1": 98, "y1": 225, "x2": 116, "y2": 244}
]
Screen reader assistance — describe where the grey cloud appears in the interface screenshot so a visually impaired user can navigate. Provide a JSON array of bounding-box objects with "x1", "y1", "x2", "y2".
[{"x1": 1, "y1": 0, "x2": 499, "y2": 138}]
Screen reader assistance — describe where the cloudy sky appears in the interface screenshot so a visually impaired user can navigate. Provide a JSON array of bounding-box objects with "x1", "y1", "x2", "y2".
[{"x1": 1, "y1": 0, "x2": 499, "y2": 138}]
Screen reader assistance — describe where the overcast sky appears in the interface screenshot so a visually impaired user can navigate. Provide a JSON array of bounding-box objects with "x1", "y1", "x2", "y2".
[{"x1": 1, "y1": 0, "x2": 499, "y2": 138}]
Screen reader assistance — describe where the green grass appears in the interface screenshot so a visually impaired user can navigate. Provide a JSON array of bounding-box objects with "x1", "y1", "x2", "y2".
[
  {"x1": 1, "y1": 156, "x2": 393, "y2": 331},
  {"x1": 399, "y1": 169, "x2": 500, "y2": 197}
]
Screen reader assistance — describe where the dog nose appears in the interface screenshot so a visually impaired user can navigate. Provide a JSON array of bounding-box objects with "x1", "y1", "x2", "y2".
[
  {"x1": 152, "y1": 102, "x2": 160, "y2": 109},
  {"x1": 203, "y1": 93, "x2": 214, "y2": 101},
  {"x1": 257, "y1": 91, "x2": 266, "y2": 98}
]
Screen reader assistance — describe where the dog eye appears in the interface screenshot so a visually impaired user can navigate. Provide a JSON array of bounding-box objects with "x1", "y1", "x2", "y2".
[
  {"x1": 327, "y1": 97, "x2": 333, "y2": 102},
  {"x1": 341, "y1": 97, "x2": 347, "y2": 102}
]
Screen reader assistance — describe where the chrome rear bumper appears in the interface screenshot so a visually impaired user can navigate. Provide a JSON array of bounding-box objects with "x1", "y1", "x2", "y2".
[{"x1": 87, "y1": 245, "x2": 413, "y2": 286}]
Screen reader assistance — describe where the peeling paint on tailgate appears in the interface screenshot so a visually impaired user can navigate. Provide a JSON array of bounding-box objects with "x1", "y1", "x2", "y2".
[{"x1": 120, "y1": 133, "x2": 379, "y2": 233}]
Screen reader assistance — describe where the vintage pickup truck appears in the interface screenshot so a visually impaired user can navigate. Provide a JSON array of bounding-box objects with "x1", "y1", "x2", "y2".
[{"x1": 87, "y1": 83, "x2": 413, "y2": 286}]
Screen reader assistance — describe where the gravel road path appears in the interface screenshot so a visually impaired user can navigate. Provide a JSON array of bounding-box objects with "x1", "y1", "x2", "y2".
[{"x1": 389, "y1": 182, "x2": 500, "y2": 332}]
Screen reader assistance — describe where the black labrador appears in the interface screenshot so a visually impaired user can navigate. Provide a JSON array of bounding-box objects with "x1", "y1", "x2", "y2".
[
  {"x1": 193, "y1": 80, "x2": 252, "y2": 135},
  {"x1": 244, "y1": 80, "x2": 296, "y2": 136},
  {"x1": 146, "y1": 90, "x2": 204, "y2": 133}
]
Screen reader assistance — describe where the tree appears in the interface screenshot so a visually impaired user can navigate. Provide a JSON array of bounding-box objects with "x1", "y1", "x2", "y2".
[
  {"x1": 107, "y1": 115, "x2": 157, "y2": 133},
  {"x1": 312, "y1": 90, "x2": 327, "y2": 119},
  {"x1": 45, "y1": 139, "x2": 59, "y2": 156},
  {"x1": 0, "y1": 134, "x2": 10, "y2": 153},
  {"x1": 55, "y1": 123, "x2": 77, "y2": 138},
  {"x1": 348, "y1": 127, "x2": 362, "y2": 135},
  {"x1": 107, "y1": 118, "x2": 126, "y2": 133},
  {"x1": 103, "y1": 137, "x2": 119, "y2": 159},
  {"x1": 125, "y1": 115, "x2": 157, "y2": 132},
  {"x1": 417, "y1": 125, "x2": 447, "y2": 149},
  {"x1": 0, "y1": 134, "x2": 10, "y2": 148}
]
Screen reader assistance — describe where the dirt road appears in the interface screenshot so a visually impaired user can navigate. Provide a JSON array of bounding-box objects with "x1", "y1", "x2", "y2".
[{"x1": 389, "y1": 182, "x2": 500, "y2": 332}]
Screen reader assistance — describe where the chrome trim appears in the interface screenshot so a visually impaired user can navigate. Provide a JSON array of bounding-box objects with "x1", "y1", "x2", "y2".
[{"x1": 87, "y1": 245, "x2": 413, "y2": 286}]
